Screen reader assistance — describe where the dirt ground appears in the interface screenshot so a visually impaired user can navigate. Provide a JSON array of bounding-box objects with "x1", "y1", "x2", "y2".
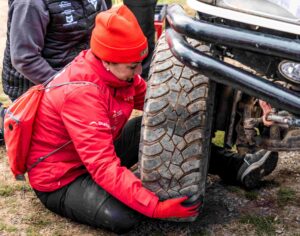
[{"x1": 0, "y1": 1, "x2": 300, "y2": 236}]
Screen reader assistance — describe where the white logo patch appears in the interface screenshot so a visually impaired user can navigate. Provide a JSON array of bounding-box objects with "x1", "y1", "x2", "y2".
[
  {"x1": 64, "y1": 14, "x2": 77, "y2": 26},
  {"x1": 59, "y1": 1, "x2": 72, "y2": 8},
  {"x1": 62, "y1": 9, "x2": 75, "y2": 15},
  {"x1": 66, "y1": 15, "x2": 74, "y2": 24}
]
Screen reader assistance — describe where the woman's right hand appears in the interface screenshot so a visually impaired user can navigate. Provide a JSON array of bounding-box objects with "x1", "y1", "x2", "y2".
[{"x1": 152, "y1": 196, "x2": 201, "y2": 219}]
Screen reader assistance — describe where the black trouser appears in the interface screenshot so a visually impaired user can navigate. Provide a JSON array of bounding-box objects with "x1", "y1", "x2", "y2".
[
  {"x1": 34, "y1": 116, "x2": 143, "y2": 234},
  {"x1": 208, "y1": 145, "x2": 244, "y2": 184},
  {"x1": 34, "y1": 117, "x2": 243, "y2": 233}
]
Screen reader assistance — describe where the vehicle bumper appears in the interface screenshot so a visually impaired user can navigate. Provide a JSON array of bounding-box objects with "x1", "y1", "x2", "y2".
[{"x1": 166, "y1": 4, "x2": 300, "y2": 115}]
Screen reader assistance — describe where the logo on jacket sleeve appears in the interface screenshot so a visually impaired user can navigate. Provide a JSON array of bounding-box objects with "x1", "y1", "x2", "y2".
[
  {"x1": 140, "y1": 47, "x2": 148, "y2": 57},
  {"x1": 124, "y1": 96, "x2": 134, "y2": 102},
  {"x1": 89, "y1": 121, "x2": 111, "y2": 129}
]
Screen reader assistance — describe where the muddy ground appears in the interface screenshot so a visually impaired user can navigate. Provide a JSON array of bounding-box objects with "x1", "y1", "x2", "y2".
[{"x1": 0, "y1": 1, "x2": 300, "y2": 236}]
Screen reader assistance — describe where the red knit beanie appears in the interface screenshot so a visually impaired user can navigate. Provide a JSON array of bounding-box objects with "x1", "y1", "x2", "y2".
[{"x1": 90, "y1": 5, "x2": 148, "y2": 63}]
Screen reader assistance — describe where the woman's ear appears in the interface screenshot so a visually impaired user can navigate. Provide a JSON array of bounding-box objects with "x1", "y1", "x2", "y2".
[{"x1": 102, "y1": 61, "x2": 110, "y2": 71}]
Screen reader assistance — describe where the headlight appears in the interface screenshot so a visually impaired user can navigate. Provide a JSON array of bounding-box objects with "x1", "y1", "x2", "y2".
[{"x1": 279, "y1": 60, "x2": 300, "y2": 84}]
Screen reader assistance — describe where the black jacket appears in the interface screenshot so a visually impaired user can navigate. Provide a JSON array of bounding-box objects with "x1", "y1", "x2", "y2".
[{"x1": 2, "y1": 0, "x2": 106, "y2": 100}]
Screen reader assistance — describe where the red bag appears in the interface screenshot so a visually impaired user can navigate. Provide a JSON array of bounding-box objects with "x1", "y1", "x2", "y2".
[
  {"x1": 4, "y1": 79, "x2": 94, "y2": 180},
  {"x1": 4, "y1": 84, "x2": 45, "y2": 180}
]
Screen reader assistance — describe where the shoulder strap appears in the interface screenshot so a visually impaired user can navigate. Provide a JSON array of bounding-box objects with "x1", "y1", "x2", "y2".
[
  {"x1": 45, "y1": 81, "x2": 99, "y2": 90},
  {"x1": 42, "y1": 62, "x2": 72, "y2": 86},
  {"x1": 27, "y1": 140, "x2": 72, "y2": 172},
  {"x1": 42, "y1": 72, "x2": 58, "y2": 86}
]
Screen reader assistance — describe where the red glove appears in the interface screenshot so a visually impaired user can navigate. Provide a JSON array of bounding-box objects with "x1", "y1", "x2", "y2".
[{"x1": 153, "y1": 196, "x2": 201, "y2": 219}]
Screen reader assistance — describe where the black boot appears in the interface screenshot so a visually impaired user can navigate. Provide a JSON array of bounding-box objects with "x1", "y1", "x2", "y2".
[
  {"x1": 236, "y1": 150, "x2": 278, "y2": 189},
  {"x1": 209, "y1": 145, "x2": 278, "y2": 189},
  {"x1": 209, "y1": 145, "x2": 244, "y2": 184}
]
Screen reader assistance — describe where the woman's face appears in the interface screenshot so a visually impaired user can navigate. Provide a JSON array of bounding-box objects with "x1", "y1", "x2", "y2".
[{"x1": 103, "y1": 61, "x2": 143, "y2": 82}]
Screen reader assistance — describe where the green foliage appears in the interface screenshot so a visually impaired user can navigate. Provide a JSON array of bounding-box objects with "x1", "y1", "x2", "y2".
[
  {"x1": 227, "y1": 186, "x2": 258, "y2": 200},
  {"x1": 277, "y1": 187, "x2": 296, "y2": 207},
  {"x1": 0, "y1": 185, "x2": 14, "y2": 196},
  {"x1": 24, "y1": 212, "x2": 53, "y2": 227},
  {"x1": 26, "y1": 227, "x2": 41, "y2": 236},
  {"x1": 227, "y1": 185, "x2": 242, "y2": 193},
  {"x1": 244, "y1": 190, "x2": 259, "y2": 200},
  {"x1": 240, "y1": 215, "x2": 276, "y2": 236},
  {"x1": 24, "y1": 212, "x2": 54, "y2": 236},
  {"x1": 226, "y1": 186, "x2": 244, "y2": 198},
  {"x1": 0, "y1": 222, "x2": 17, "y2": 233},
  {"x1": 0, "y1": 183, "x2": 32, "y2": 197}
]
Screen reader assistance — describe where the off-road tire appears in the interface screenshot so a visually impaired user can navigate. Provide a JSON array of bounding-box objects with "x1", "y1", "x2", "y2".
[{"x1": 139, "y1": 33, "x2": 216, "y2": 220}]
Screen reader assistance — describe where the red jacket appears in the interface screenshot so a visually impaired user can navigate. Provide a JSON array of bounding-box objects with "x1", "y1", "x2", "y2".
[{"x1": 27, "y1": 50, "x2": 159, "y2": 217}]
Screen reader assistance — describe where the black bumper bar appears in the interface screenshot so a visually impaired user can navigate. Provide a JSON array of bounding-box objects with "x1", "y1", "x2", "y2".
[
  {"x1": 166, "y1": 5, "x2": 300, "y2": 62},
  {"x1": 165, "y1": 5, "x2": 300, "y2": 115},
  {"x1": 166, "y1": 28, "x2": 300, "y2": 115}
]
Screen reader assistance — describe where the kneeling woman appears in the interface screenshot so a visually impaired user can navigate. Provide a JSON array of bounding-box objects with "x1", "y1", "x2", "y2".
[{"x1": 26, "y1": 5, "x2": 199, "y2": 234}]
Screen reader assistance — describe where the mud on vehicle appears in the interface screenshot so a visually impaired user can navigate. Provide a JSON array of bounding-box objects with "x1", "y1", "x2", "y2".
[{"x1": 138, "y1": 0, "x2": 300, "y2": 221}]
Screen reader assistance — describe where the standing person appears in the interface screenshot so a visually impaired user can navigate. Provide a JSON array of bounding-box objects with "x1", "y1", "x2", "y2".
[
  {"x1": 2, "y1": 0, "x2": 107, "y2": 101},
  {"x1": 123, "y1": 0, "x2": 157, "y2": 79},
  {"x1": 104, "y1": 0, "x2": 157, "y2": 79},
  {"x1": 27, "y1": 5, "x2": 200, "y2": 234}
]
